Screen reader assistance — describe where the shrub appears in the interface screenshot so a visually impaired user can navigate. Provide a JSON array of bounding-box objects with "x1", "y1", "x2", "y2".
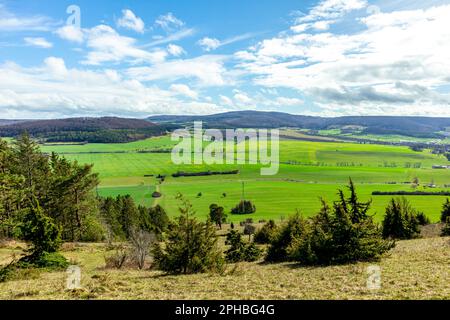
[
  {"x1": 152, "y1": 195, "x2": 224, "y2": 274},
  {"x1": 20, "y1": 201, "x2": 62, "y2": 256},
  {"x1": 416, "y1": 212, "x2": 431, "y2": 226},
  {"x1": 231, "y1": 200, "x2": 256, "y2": 215},
  {"x1": 104, "y1": 246, "x2": 128, "y2": 269},
  {"x1": 254, "y1": 220, "x2": 278, "y2": 244},
  {"x1": 265, "y1": 214, "x2": 309, "y2": 262},
  {"x1": 224, "y1": 230, "x2": 261, "y2": 263},
  {"x1": 442, "y1": 217, "x2": 450, "y2": 236},
  {"x1": 266, "y1": 180, "x2": 394, "y2": 265},
  {"x1": 382, "y1": 197, "x2": 421, "y2": 239},
  {"x1": 441, "y1": 198, "x2": 450, "y2": 223},
  {"x1": 23, "y1": 252, "x2": 69, "y2": 269}
]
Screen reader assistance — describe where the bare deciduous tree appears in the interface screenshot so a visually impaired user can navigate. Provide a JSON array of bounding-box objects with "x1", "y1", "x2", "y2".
[{"x1": 129, "y1": 229, "x2": 155, "y2": 270}]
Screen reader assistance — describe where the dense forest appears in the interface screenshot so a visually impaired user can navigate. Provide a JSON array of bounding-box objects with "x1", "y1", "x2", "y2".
[{"x1": 0, "y1": 117, "x2": 175, "y2": 143}]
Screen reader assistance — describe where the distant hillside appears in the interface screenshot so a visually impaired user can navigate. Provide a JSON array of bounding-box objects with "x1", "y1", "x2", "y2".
[
  {"x1": 148, "y1": 111, "x2": 450, "y2": 138},
  {"x1": 0, "y1": 119, "x2": 30, "y2": 126},
  {"x1": 0, "y1": 117, "x2": 170, "y2": 143}
]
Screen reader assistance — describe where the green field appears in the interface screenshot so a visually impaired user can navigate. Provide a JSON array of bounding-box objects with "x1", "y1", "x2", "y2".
[{"x1": 34, "y1": 135, "x2": 450, "y2": 222}]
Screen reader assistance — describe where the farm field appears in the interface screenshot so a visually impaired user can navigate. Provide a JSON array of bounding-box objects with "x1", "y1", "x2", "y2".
[{"x1": 34, "y1": 135, "x2": 450, "y2": 223}]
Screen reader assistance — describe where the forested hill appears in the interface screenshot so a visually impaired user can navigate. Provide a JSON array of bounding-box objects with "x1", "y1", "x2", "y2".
[
  {"x1": 0, "y1": 117, "x2": 170, "y2": 143},
  {"x1": 148, "y1": 111, "x2": 450, "y2": 138}
]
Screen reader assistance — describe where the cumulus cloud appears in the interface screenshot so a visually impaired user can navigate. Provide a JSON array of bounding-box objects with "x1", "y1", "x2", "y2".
[
  {"x1": 126, "y1": 55, "x2": 229, "y2": 86},
  {"x1": 0, "y1": 58, "x2": 226, "y2": 118},
  {"x1": 117, "y1": 9, "x2": 145, "y2": 33},
  {"x1": 155, "y1": 12, "x2": 184, "y2": 32},
  {"x1": 198, "y1": 37, "x2": 221, "y2": 52},
  {"x1": 167, "y1": 44, "x2": 185, "y2": 56},
  {"x1": 170, "y1": 84, "x2": 198, "y2": 99},
  {"x1": 82, "y1": 25, "x2": 167, "y2": 65},
  {"x1": 0, "y1": 4, "x2": 57, "y2": 31},
  {"x1": 24, "y1": 37, "x2": 53, "y2": 48},
  {"x1": 236, "y1": 3, "x2": 450, "y2": 115},
  {"x1": 55, "y1": 25, "x2": 84, "y2": 43}
]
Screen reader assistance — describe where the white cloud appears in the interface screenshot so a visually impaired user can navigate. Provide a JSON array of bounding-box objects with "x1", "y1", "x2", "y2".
[
  {"x1": 82, "y1": 25, "x2": 167, "y2": 65},
  {"x1": 144, "y1": 28, "x2": 195, "y2": 47},
  {"x1": 24, "y1": 37, "x2": 53, "y2": 48},
  {"x1": 155, "y1": 12, "x2": 184, "y2": 32},
  {"x1": 291, "y1": 0, "x2": 367, "y2": 33},
  {"x1": 219, "y1": 95, "x2": 234, "y2": 106},
  {"x1": 236, "y1": 3, "x2": 450, "y2": 115},
  {"x1": 275, "y1": 97, "x2": 304, "y2": 106},
  {"x1": 170, "y1": 84, "x2": 198, "y2": 99},
  {"x1": 0, "y1": 58, "x2": 226, "y2": 118},
  {"x1": 117, "y1": 9, "x2": 145, "y2": 33},
  {"x1": 55, "y1": 25, "x2": 84, "y2": 43},
  {"x1": 43, "y1": 57, "x2": 68, "y2": 77},
  {"x1": 126, "y1": 55, "x2": 229, "y2": 86},
  {"x1": 296, "y1": 0, "x2": 367, "y2": 22},
  {"x1": 198, "y1": 33, "x2": 257, "y2": 51},
  {"x1": 167, "y1": 44, "x2": 185, "y2": 56},
  {"x1": 233, "y1": 91, "x2": 253, "y2": 105},
  {"x1": 0, "y1": 4, "x2": 57, "y2": 31},
  {"x1": 198, "y1": 37, "x2": 221, "y2": 52}
]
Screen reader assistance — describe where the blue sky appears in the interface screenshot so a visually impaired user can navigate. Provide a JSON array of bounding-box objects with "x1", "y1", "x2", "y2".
[{"x1": 1, "y1": 0, "x2": 450, "y2": 118}]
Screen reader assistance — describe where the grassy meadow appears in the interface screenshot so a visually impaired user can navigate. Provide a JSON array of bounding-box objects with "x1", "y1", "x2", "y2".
[
  {"x1": 0, "y1": 236, "x2": 448, "y2": 300},
  {"x1": 33, "y1": 135, "x2": 450, "y2": 222}
]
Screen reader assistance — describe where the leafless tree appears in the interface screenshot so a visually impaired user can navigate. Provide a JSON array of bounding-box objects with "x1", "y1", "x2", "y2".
[{"x1": 129, "y1": 229, "x2": 156, "y2": 269}]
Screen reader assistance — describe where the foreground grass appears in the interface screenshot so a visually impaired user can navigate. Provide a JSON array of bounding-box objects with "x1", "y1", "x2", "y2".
[{"x1": 0, "y1": 237, "x2": 448, "y2": 300}]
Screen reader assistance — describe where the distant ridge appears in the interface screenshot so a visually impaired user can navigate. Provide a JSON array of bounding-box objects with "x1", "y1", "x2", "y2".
[
  {"x1": 0, "y1": 117, "x2": 166, "y2": 143},
  {"x1": 148, "y1": 111, "x2": 450, "y2": 138}
]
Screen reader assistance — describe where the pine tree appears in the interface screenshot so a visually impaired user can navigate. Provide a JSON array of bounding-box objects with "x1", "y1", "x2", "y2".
[
  {"x1": 153, "y1": 194, "x2": 224, "y2": 274},
  {"x1": 382, "y1": 197, "x2": 420, "y2": 240},
  {"x1": 440, "y1": 198, "x2": 450, "y2": 223}
]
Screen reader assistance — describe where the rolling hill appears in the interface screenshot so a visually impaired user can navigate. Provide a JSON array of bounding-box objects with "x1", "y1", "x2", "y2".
[
  {"x1": 148, "y1": 111, "x2": 450, "y2": 138},
  {"x1": 0, "y1": 117, "x2": 169, "y2": 143}
]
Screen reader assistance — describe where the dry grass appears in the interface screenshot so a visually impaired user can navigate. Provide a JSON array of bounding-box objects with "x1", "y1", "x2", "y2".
[{"x1": 0, "y1": 237, "x2": 449, "y2": 300}]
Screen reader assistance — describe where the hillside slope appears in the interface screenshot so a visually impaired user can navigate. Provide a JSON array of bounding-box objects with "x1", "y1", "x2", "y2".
[
  {"x1": 0, "y1": 117, "x2": 168, "y2": 143},
  {"x1": 148, "y1": 111, "x2": 450, "y2": 138}
]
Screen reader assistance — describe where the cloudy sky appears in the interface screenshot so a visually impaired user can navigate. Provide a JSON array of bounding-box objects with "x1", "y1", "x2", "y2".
[{"x1": 1, "y1": 0, "x2": 450, "y2": 119}]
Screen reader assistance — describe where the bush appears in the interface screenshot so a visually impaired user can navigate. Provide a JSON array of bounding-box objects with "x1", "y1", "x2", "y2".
[
  {"x1": 382, "y1": 197, "x2": 421, "y2": 239},
  {"x1": 441, "y1": 198, "x2": 450, "y2": 223},
  {"x1": 231, "y1": 200, "x2": 256, "y2": 215},
  {"x1": 266, "y1": 214, "x2": 309, "y2": 262},
  {"x1": 416, "y1": 212, "x2": 431, "y2": 226},
  {"x1": 442, "y1": 217, "x2": 450, "y2": 236},
  {"x1": 152, "y1": 195, "x2": 224, "y2": 274},
  {"x1": 266, "y1": 181, "x2": 394, "y2": 265},
  {"x1": 20, "y1": 201, "x2": 62, "y2": 256},
  {"x1": 104, "y1": 246, "x2": 128, "y2": 269},
  {"x1": 224, "y1": 230, "x2": 261, "y2": 263},
  {"x1": 21, "y1": 252, "x2": 69, "y2": 269},
  {"x1": 254, "y1": 220, "x2": 278, "y2": 244}
]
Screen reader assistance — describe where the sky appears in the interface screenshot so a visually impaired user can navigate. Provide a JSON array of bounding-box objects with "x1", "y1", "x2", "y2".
[{"x1": 0, "y1": 0, "x2": 450, "y2": 119}]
